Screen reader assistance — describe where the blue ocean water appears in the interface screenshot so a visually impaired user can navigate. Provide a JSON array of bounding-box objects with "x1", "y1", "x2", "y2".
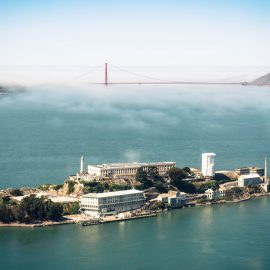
[
  {"x1": 0, "y1": 84, "x2": 270, "y2": 189},
  {"x1": 1, "y1": 197, "x2": 270, "y2": 270}
]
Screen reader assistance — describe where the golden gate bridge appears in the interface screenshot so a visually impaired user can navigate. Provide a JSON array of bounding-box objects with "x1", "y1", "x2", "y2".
[{"x1": 73, "y1": 63, "x2": 247, "y2": 86}]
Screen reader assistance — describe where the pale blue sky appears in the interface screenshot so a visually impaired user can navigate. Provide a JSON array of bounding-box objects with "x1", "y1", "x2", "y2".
[{"x1": 1, "y1": 0, "x2": 270, "y2": 66}]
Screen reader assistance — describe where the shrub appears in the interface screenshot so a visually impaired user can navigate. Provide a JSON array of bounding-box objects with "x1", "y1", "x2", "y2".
[
  {"x1": 38, "y1": 184, "x2": 51, "y2": 191},
  {"x1": 63, "y1": 201, "x2": 80, "y2": 215},
  {"x1": 52, "y1": 184, "x2": 63, "y2": 191},
  {"x1": 67, "y1": 182, "x2": 75, "y2": 194},
  {"x1": 225, "y1": 187, "x2": 245, "y2": 200},
  {"x1": 150, "y1": 201, "x2": 166, "y2": 211},
  {"x1": 1, "y1": 195, "x2": 63, "y2": 223},
  {"x1": 10, "y1": 189, "x2": 23, "y2": 196}
]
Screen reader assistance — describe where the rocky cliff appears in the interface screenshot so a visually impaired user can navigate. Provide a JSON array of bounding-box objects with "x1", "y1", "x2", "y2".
[{"x1": 251, "y1": 73, "x2": 270, "y2": 86}]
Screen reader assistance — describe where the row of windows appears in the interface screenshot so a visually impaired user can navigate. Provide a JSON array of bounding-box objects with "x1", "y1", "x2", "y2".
[
  {"x1": 101, "y1": 165, "x2": 175, "y2": 176},
  {"x1": 101, "y1": 204, "x2": 143, "y2": 212},
  {"x1": 98, "y1": 195, "x2": 143, "y2": 203},
  {"x1": 81, "y1": 200, "x2": 144, "y2": 209},
  {"x1": 83, "y1": 194, "x2": 143, "y2": 203},
  {"x1": 99, "y1": 200, "x2": 144, "y2": 207}
]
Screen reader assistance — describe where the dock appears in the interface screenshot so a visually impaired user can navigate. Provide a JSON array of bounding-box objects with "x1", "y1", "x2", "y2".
[{"x1": 79, "y1": 213, "x2": 157, "y2": 226}]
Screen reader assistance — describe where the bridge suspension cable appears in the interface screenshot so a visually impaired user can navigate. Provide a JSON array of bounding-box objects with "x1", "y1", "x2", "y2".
[
  {"x1": 71, "y1": 65, "x2": 103, "y2": 81},
  {"x1": 109, "y1": 64, "x2": 173, "y2": 83}
]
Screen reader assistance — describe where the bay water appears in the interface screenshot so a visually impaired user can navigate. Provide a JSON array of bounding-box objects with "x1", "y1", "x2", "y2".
[
  {"x1": 0, "y1": 84, "x2": 270, "y2": 189},
  {"x1": 0, "y1": 197, "x2": 270, "y2": 270},
  {"x1": 1, "y1": 84, "x2": 270, "y2": 269}
]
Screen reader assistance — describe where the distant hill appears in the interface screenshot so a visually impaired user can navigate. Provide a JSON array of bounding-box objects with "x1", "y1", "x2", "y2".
[
  {"x1": 0, "y1": 85, "x2": 8, "y2": 93},
  {"x1": 0, "y1": 85, "x2": 25, "y2": 95},
  {"x1": 251, "y1": 73, "x2": 270, "y2": 86}
]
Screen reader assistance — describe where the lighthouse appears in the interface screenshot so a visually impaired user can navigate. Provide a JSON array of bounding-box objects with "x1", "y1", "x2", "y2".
[
  {"x1": 261, "y1": 157, "x2": 269, "y2": 192},
  {"x1": 264, "y1": 157, "x2": 268, "y2": 184}
]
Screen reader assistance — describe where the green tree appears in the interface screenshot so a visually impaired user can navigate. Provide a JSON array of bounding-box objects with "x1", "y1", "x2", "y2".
[
  {"x1": 136, "y1": 167, "x2": 148, "y2": 182},
  {"x1": 173, "y1": 180, "x2": 197, "y2": 194},
  {"x1": 182, "y1": 167, "x2": 191, "y2": 175},
  {"x1": 147, "y1": 166, "x2": 159, "y2": 180},
  {"x1": 46, "y1": 201, "x2": 63, "y2": 220},
  {"x1": 135, "y1": 167, "x2": 153, "y2": 189},
  {"x1": 18, "y1": 195, "x2": 63, "y2": 222},
  {"x1": 154, "y1": 182, "x2": 168, "y2": 193},
  {"x1": 196, "y1": 181, "x2": 220, "y2": 193},
  {"x1": 69, "y1": 201, "x2": 80, "y2": 214},
  {"x1": 167, "y1": 167, "x2": 188, "y2": 183},
  {"x1": 0, "y1": 203, "x2": 14, "y2": 223}
]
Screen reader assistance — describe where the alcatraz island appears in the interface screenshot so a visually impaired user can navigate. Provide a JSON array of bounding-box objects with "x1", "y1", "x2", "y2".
[{"x1": 0, "y1": 153, "x2": 269, "y2": 227}]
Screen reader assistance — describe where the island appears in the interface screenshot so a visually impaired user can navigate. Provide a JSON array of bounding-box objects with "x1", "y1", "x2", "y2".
[{"x1": 1, "y1": 156, "x2": 269, "y2": 227}]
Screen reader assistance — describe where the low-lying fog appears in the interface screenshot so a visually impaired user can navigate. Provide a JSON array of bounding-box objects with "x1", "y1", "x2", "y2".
[{"x1": 0, "y1": 84, "x2": 270, "y2": 188}]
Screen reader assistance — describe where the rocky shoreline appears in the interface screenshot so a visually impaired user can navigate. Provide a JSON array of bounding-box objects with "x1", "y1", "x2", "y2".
[
  {"x1": 0, "y1": 219, "x2": 76, "y2": 228},
  {"x1": 1, "y1": 192, "x2": 269, "y2": 228},
  {"x1": 195, "y1": 192, "x2": 270, "y2": 207}
]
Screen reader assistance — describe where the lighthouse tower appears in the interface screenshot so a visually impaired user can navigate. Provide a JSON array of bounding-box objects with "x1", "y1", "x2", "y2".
[
  {"x1": 264, "y1": 157, "x2": 268, "y2": 184},
  {"x1": 80, "y1": 155, "x2": 84, "y2": 174},
  {"x1": 261, "y1": 157, "x2": 269, "y2": 192}
]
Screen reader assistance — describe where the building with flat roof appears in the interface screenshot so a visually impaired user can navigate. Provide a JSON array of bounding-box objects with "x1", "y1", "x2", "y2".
[
  {"x1": 201, "y1": 153, "x2": 216, "y2": 177},
  {"x1": 88, "y1": 161, "x2": 176, "y2": 178},
  {"x1": 238, "y1": 174, "x2": 262, "y2": 187},
  {"x1": 80, "y1": 189, "x2": 145, "y2": 217},
  {"x1": 235, "y1": 167, "x2": 264, "y2": 177}
]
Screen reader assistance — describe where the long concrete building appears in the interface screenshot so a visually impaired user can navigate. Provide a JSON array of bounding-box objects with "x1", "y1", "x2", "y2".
[
  {"x1": 80, "y1": 189, "x2": 144, "y2": 217},
  {"x1": 88, "y1": 162, "x2": 176, "y2": 178}
]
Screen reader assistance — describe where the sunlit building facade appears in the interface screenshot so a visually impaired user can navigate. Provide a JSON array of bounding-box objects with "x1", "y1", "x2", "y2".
[
  {"x1": 88, "y1": 162, "x2": 175, "y2": 178},
  {"x1": 80, "y1": 189, "x2": 145, "y2": 217}
]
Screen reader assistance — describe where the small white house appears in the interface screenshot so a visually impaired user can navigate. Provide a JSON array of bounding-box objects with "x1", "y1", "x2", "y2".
[
  {"x1": 157, "y1": 191, "x2": 184, "y2": 207},
  {"x1": 205, "y1": 188, "x2": 225, "y2": 200}
]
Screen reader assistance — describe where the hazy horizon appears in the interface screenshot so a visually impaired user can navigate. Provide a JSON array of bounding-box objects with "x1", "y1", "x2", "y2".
[
  {"x1": 1, "y1": 65, "x2": 269, "y2": 85},
  {"x1": 1, "y1": 0, "x2": 270, "y2": 67}
]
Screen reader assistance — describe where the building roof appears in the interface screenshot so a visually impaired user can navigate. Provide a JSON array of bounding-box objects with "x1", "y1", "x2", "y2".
[
  {"x1": 236, "y1": 166, "x2": 263, "y2": 170},
  {"x1": 88, "y1": 161, "x2": 176, "y2": 170},
  {"x1": 219, "y1": 186, "x2": 227, "y2": 191},
  {"x1": 238, "y1": 173, "x2": 261, "y2": 180},
  {"x1": 157, "y1": 194, "x2": 169, "y2": 199},
  {"x1": 82, "y1": 189, "x2": 143, "y2": 198},
  {"x1": 205, "y1": 188, "x2": 214, "y2": 194},
  {"x1": 202, "y1": 153, "x2": 216, "y2": 156}
]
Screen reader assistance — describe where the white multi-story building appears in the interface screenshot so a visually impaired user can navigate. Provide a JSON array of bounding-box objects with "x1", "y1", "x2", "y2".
[
  {"x1": 80, "y1": 189, "x2": 145, "y2": 217},
  {"x1": 88, "y1": 162, "x2": 176, "y2": 178},
  {"x1": 201, "y1": 153, "x2": 216, "y2": 177},
  {"x1": 238, "y1": 174, "x2": 262, "y2": 187}
]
